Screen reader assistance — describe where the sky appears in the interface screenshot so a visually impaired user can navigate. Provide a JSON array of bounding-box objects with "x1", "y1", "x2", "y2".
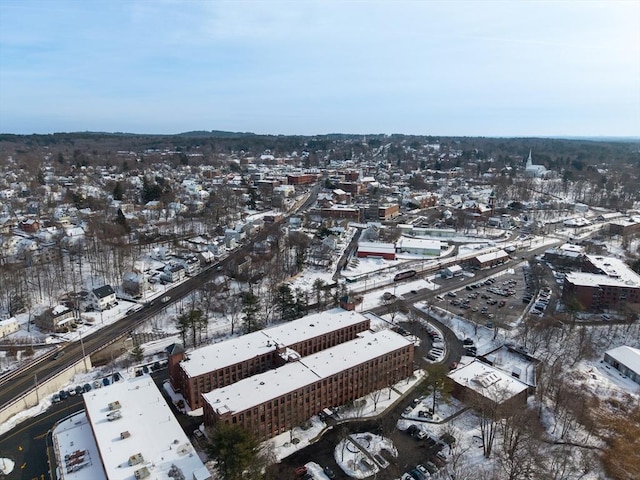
[{"x1": 0, "y1": 0, "x2": 639, "y2": 137}]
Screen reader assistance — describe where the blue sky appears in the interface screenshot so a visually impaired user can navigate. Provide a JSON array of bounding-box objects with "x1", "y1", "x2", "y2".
[{"x1": 1, "y1": 0, "x2": 638, "y2": 136}]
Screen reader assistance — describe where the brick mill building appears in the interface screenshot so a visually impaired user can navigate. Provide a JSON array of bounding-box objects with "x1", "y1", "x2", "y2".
[
  {"x1": 562, "y1": 255, "x2": 640, "y2": 311},
  {"x1": 168, "y1": 309, "x2": 372, "y2": 410},
  {"x1": 202, "y1": 329, "x2": 414, "y2": 441}
]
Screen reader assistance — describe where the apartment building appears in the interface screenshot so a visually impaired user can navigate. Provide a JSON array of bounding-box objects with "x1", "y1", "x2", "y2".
[
  {"x1": 202, "y1": 329, "x2": 414, "y2": 441},
  {"x1": 168, "y1": 309, "x2": 371, "y2": 410},
  {"x1": 562, "y1": 255, "x2": 640, "y2": 311}
]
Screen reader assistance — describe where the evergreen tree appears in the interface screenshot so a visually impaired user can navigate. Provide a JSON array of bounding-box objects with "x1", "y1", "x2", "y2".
[
  {"x1": 206, "y1": 423, "x2": 259, "y2": 480},
  {"x1": 276, "y1": 284, "x2": 297, "y2": 321},
  {"x1": 113, "y1": 181, "x2": 124, "y2": 200},
  {"x1": 242, "y1": 289, "x2": 261, "y2": 333}
]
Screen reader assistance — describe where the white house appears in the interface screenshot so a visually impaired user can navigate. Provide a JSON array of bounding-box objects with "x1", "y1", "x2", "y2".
[
  {"x1": 91, "y1": 285, "x2": 117, "y2": 311},
  {"x1": 0, "y1": 317, "x2": 19, "y2": 337}
]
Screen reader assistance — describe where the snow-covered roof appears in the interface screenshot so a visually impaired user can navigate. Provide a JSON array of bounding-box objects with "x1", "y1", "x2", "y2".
[
  {"x1": 567, "y1": 256, "x2": 640, "y2": 288},
  {"x1": 444, "y1": 265, "x2": 463, "y2": 273},
  {"x1": 180, "y1": 308, "x2": 369, "y2": 378},
  {"x1": 203, "y1": 329, "x2": 412, "y2": 415},
  {"x1": 605, "y1": 346, "x2": 640, "y2": 375},
  {"x1": 357, "y1": 242, "x2": 396, "y2": 254},
  {"x1": 396, "y1": 236, "x2": 441, "y2": 250},
  {"x1": 587, "y1": 255, "x2": 640, "y2": 284},
  {"x1": 475, "y1": 250, "x2": 509, "y2": 264},
  {"x1": 83, "y1": 376, "x2": 210, "y2": 480},
  {"x1": 448, "y1": 359, "x2": 528, "y2": 402}
]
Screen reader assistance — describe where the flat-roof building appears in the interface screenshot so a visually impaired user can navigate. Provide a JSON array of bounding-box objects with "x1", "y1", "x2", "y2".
[
  {"x1": 562, "y1": 255, "x2": 640, "y2": 311},
  {"x1": 202, "y1": 329, "x2": 414, "y2": 441},
  {"x1": 357, "y1": 242, "x2": 396, "y2": 260},
  {"x1": 604, "y1": 346, "x2": 640, "y2": 385},
  {"x1": 447, "y1": 359, "x2": 529, "y2": 412},
  {"x1": 395, "y1": 236, "x2": 442, "y2": 257},
  {"x1": 471, "y1": 250, "x2": 509, "y2": 269},
  {"x1": 82, "y1": 376, "x2": 211, "y2": 480},
  {"x1": 169, "y1": 308, "x2": 371, "y2": 409}
]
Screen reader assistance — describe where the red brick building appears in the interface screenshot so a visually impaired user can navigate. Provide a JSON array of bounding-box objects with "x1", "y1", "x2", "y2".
[
  {"x1": 562, "y1": 255, "x2": 640, "y2": 311},
  {"x1": 202, "y1": 329, "x2": 414, "y2": 441},
  {"x1": 287, "y1": 174, "x2": 319, "y2": 185},
  {"x1": 168, "y1": 309, "x2": 371, "y2": 410}
]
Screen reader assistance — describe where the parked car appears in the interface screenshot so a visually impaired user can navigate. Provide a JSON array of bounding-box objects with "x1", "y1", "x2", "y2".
[
  {"x1": 323, "y1": 466, "x2": 336, "y2": 479},
  {"x1": 52, "y1": 393, "x2": 61, "y2": 403},
  {"x1": 410, "y1": 468, "x2": 426, "y2": 480},
  {"x1": 83, "y1": 383, "x2": 92, "y2": 393},
  {"x1": 406, "y1": 424, "x2": 419, "y2": 436},
  {"x1": 75, "y1": 385, "x2": 84, "y2": 395},
  {"x1": 424, "y1": 461, "x2": 438, "y2": 474},
  {"x1": 417, "y1": 464, "x2": 430, "y2": 476},
  {"x1": 415, "y1": 430, "x2": 428, "y2": 440},
  {"x1": 59, "y1": 389, "x2": 69, "y2": 400},
  {"x1": 295, "y1": 466, "x2": 308, "y2": 477}
]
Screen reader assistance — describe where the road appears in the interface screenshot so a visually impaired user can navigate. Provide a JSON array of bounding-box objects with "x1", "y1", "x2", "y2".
[
  {"x1": 0, "y1": 255, "x2": 236, "y2": 411},
  {"x1": 0, "y1": 394, "x2": 84, "y2": 480}
]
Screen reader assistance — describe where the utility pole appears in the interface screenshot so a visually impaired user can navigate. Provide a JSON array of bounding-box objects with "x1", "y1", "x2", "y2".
[
  {"x1": 79, "y1": 331, "x2": 88, "y2": 371},
  {"x1": 34, "y1": 373, "x2": 39, "y2": 405}
]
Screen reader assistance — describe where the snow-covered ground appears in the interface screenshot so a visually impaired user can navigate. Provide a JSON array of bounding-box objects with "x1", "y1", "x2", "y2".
[{"x1": 2, "y1": 217, "x2": 639, "y2": 480}]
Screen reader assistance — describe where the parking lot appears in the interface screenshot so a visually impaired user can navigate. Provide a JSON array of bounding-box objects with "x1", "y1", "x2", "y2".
[{"x1": 433, "y1": 265, "x2": 539, "y2": 328}]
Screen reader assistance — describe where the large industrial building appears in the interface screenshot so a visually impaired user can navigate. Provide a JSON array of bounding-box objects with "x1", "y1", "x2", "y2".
[
  {"x1": 202, "y1": 329, "x2": 414, "y2": 441},
  {"x1": 168, "y1": 309, "x2": 371, "y2": 410},
  {"x1": 76, "y1": 376, "x2": 211, "y2": 480}
]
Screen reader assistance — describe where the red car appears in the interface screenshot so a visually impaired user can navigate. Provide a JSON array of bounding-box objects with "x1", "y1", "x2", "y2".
[{"x1": 295, "y1": 466, "x2": 308, "y2": 477}]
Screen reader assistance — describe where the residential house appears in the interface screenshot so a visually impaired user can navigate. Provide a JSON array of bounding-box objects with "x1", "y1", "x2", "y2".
[{"x1": 91, "y1": 285, "x2": 117, "y2": 311}]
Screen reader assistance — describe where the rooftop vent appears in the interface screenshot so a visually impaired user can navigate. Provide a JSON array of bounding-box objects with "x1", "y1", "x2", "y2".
[
  {"x1": 128, "y1": 452, "x2": 144, "y2": 466},
  {"x1": 120, "y1": 431, "x2": 131, "y2": 439},
  {"x1": 108, "y1": 401, "x2": 121, "y2": 411},
  {"x1": 134, "y1": 466, "x2": 150, "y2": 479}
]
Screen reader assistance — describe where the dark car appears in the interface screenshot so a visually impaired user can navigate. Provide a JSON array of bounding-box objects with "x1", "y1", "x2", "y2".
[
  {"x1": 83, "y1": 383, "x2": 92, "y2": 393},
  {"x1": 59, "y1": 389, "x2": 69, "y2": 400},
  {"x1": 323, "y1": 466, "x2": 336, "y2": 479},
  {"x1": 51, "y1": 350, "x2": 65, "y2": 360},
  {"x1": 424, "y1": 462, "x2": 438, "y2": 474},
  {"x1": 409, "y1": 468, "x2": 426, "y2": 480},
  {"x1": 113, "y1": 372, "x2": 121, "y2": 382},
  {"x1": 406, "y1": 424, "x2": 419, "y2": 436},
  {"x1": 75, "y1": 385, "x2": 84, "y2": 395},
  {"x1": 102, "y1": 377, "x2": 111, "y2": 386}
]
